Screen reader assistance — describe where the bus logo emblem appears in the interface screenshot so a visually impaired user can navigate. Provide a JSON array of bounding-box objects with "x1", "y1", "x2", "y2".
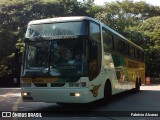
[{"x1": 90, "y1": 84, "x2": 101, "y2": 97}]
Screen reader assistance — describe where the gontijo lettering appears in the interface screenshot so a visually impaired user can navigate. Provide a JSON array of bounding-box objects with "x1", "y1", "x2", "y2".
[
  {"x1": 128, "y1": 61, "x2": 139, "y2": 68},
  {"x1": 32, "y1": 79, "x2": 43, "y2": 83}
]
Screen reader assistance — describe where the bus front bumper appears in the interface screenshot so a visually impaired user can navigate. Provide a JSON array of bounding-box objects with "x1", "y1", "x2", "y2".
[{"x1": 21, "y1": 88, "x2": 92, "y2": 103}]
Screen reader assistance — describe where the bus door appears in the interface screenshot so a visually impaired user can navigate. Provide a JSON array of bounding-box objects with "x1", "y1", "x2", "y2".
[{"x1": 104, "y1": 53, "x2": 117, "y2": 85}]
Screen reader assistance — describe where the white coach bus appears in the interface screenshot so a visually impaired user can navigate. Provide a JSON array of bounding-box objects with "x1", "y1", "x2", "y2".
[{"x1": 20, "y1": 16, "x2": 145, "y2": 103}]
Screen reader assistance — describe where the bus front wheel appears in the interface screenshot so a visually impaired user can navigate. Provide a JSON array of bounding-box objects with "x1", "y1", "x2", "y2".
[{"x1": 103, "y1": 80, "x2": 112, "y2": 103}]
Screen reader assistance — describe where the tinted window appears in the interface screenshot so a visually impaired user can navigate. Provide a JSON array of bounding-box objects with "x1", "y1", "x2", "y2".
[
  {"x1": 26, "y1": 21, "x2": 86, "y2": 38},
  {"x1": 23, "y1": 39, "x2": 87, "y2": 77},
  {"x1": 123, "y1": 42, "x2": 129, "y2": 55},
  {"x1": 88, "y1": 40, "x2": 101, "y2": 80},
  {"x1": 141, "y1": 51, "x2": 144, "y2": 61},
  {"x1": 113, "y1": 37, "x2": 119, "y2": 52},
  {"x1": 103, "y1": 28, "x2": 113, "y2": 50},
  {"x1": 135, "y1": 49, "x2": 140, "y2": 59},
  {"x1": 114, "y1": 37, "x2": 122, "y2": 53},
  {"x1": 90, "y1": 22, "x2": 100, "y2": 42},
  {"x1": 130, "y1": 46, "x2": 135, "y2": 58}
]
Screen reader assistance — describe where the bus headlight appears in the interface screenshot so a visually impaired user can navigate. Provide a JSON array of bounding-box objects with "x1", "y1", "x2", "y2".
[
  {"x1": 23, "y1": 92, "x2": 27, "y2": 96},
  {"x1": 22, "y1": 92, "x2": 31, "y2": 96},
  {"x1": 75, "y1": 93, "x2": 81, "y2": 97},
  {"x1": 70, "y1": 93, "x2": 81, "y2": 97}
]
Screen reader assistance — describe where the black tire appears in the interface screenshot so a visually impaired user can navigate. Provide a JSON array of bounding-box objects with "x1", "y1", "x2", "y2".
[
  {"x1": 139, "y1": 78, "x2": 142, "y2": 86},
  {"x1": 103, "y1": 81, "x2": 112, "y2": 103},
  {"x1": 135, "y1": 79, "x2": 140, "y2": 93},
  {"x1": 56, "y1": 102, "x2": 68, "y2": 106}
]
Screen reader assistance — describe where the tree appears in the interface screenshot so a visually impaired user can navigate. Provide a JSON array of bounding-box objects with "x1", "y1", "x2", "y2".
[
  {"x1": 138, "y1": 16, "x2": 160, "y2": 77},
  {"x1": 0, "y1": 0, "x2": 160, "y2": 78},
  {"x1": 95, "y1": 0, "x2": 160, "y2": 77},
  {"x1": 0, "y1": 0, "x2": 87, "y2": 77},
  {"x1": 95, "y1": 0, "x2": 160, "y2": 35},
  {"x1": 81, "y1": 0, "x2": 102, "y2": 17}
]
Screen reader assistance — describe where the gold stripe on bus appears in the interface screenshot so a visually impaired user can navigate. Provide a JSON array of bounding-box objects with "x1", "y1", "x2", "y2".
[{"x1": 21, "y1": 77, "x2": 58, "y2": 83}]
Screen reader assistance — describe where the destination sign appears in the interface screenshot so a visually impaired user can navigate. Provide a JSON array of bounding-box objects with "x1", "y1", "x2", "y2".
[{"x1": 24, "y1": 35, "x2": 85, "y2": 42}]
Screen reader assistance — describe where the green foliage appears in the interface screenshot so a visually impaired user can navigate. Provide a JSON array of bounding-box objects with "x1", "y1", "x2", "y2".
[
  {"x1": 0, "y1": 0, "x2": 102, "y2": 76},
  {"x1": 95, "y1": 0, "x2": 160, "y2": 77},
  {"x1": 0, "y1": 0, "x2": 160, "y2": 77},
  {"x1": 138, "y1": 16, "x2": 160, "y2": 76},
  {"x1": 95, "y1": 0, "x2": 160, "y2": 35},
  {"x1": 124, "y1": 16, "x2": 160, "y2": 76},
  {"x1": 0, "y1": 54, "x2": 15, "y2": 77},
  {"x1": 81, "y1": 0, "x2": 103, "y2": 17},
  {"x1": 0, "y1": 0, "x2": 101, "y2": 58}
]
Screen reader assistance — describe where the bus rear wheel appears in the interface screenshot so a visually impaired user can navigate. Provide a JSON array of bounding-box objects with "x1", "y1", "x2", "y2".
[
  {"x1": 56, "y1": 102, "x2": 68, "y2": 105},
  {"x1": 135, "y1": 79, "x2": 140, "y2": 93}
]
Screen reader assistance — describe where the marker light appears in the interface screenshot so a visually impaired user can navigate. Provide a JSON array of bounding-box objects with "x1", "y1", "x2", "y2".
[{"x1": 81, "y1": 82, "x2": 86, "y2": 87}]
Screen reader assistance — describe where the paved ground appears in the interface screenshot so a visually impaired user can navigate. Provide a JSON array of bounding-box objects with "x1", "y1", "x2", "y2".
[{"x1": 0, "y1": 85, "x2": 160, "y2": 120}]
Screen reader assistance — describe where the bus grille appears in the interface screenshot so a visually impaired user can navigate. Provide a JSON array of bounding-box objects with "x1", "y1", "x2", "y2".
[
  {"x1": 34, "y1": 83, "x2": 47, "y2": 87},
  {"x1": 33, "y1": 83, "x2": 65, "y2": 87},
  {"x1": 51, "y1": 83, "x2": 65, "y2": 87}
]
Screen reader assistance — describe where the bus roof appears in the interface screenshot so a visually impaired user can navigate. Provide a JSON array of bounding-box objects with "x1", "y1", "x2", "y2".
[
  {"x1": 28, "y1": 16, "x2": 143, "y2": 51},
  {"x1": 28, "y1": 16, "x2": 99, "y2": 25}
]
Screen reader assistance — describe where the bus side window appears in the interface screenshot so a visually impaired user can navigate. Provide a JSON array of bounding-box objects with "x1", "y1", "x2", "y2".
[
  {"x1": 88, "y1": 42, "x2": 98, "y2": 80},
  {"x1": 141, "y1": 51, "x2": 144, "y2": 61},
  {"x1": 119, "y1": 40, "x2": 123, "y2": 53},
  {"x1": 88, "y1": 41, "x2": 101, "y2": 80},
  {"x1": 123, "y1": 42, "x2": 128, "y2": 55},
  {"x1": 113, "y1": 36, "x2": 120, "y2": 52},
  {"x1": 89, "y1": 21, "x2": 101, "y2": 42},
  {"x1": 113, "y1": 37, "x2": 123, "y2": 54},
  {"x1": 127, "y1": 44, "x2": 130, "y2": 56},
  {"x1": 135, "y1": 49, "x2": 140, "y2": 60},
  {"x1": 102, "y1": 27, "x2": 113, "y2": 51},
  {"x1": 130, "y1": 46, "x2": 135, "y2": 58},
  {"x1": 88, "y1": 21, "x2": 102, "y2": 80}
]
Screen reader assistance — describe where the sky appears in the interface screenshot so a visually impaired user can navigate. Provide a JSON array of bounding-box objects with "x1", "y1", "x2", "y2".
[{"x1": 78, "y1": 0, "x2": 160, "y2": 6}]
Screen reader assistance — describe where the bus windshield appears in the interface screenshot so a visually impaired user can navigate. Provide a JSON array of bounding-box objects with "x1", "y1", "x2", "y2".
[
  {"x1": 25, "y1": 21, "x2": 86, "y2": 38},
  {"x1": 22, "y1": 39, "x2": 86, "y2": 77}
]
